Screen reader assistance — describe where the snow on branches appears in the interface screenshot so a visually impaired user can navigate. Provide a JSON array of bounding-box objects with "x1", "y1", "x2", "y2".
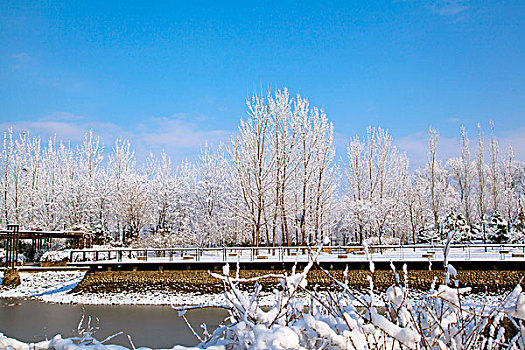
[{"x1": 1, "y1": 90, "x2": 524, "y2": 248}]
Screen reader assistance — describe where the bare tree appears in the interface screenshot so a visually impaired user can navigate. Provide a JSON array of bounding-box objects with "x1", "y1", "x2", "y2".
[
  {"x1": 108, "y1": 137, "x2": 136, "y2": 243},
  {"x1": 476, "y1": 123, "x2": 488, "y2": 243},
  {"x1": 1, "y1": 128, "x2": 14, "y2": 226},
  {"x1": 489, "y1": 121, "x2": 501, "y2": 213},
  {"x1": 229, "y1": 93, "x2": 274, "y2": 247},
  {"x1": 344, "y1": 127, "x2": 402, "y2": 244},
  {"x1": 427, "y1": 127, "x2": 440, "y2": 231}
]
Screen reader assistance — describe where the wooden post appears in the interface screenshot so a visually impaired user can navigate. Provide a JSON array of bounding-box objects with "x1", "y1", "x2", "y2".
[{"x1": 6, "y1": 224, "x2": 19, "y2": 268}]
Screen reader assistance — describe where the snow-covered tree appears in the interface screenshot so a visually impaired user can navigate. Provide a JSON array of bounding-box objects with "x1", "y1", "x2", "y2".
[
  {"x1": 489, "y1": 120, "x2": 501, "y2": 214},
  {"x1": 447, "y1": 126, "x2": 475, "y2": 226},
  {"x1": 442, "y1": 210, "x2": 472, "y2": 244},
  {"x1": 229, "y1": 93, "x2": 274, "y2": 247},
  {"x1": 108, "y1": 137, "x2": 138, "y2": 244},
  {"x1": 194, "y1": 144, "x2": 235, "y2": 246},
  {"x1": 344, "y1": 127, "x2": 407, "y2": 244},
  {"x1": 487, "y1": 210, "x2": 509, "y2": 244},
  {"x1": 475, "y1": 123, "x2": 490, "y2": 243},
  {"x1": 501, "y1": 146, "x2": 520, "y2": 224},
  {"x1": 404, "y1": 170, "x2": 430, "y2": 244},
  {"x1": 1, "y1": 89, "x2": 524, "y2": 249},
  {"x1": 510, "y1": 202, "x2": 525, "y2": 243}
]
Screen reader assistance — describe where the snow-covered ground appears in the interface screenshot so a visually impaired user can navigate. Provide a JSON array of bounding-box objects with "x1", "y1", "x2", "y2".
[
  {"x1": 0, "y1": 270, "x2": 84, "y2": 299},
  {"x1": 0, "y1": 265, "x2": 520, "y2": 350},
  {"x1": 0, "y1": 270, "x2": 281, "y2": 306},
  {"x1": 0, "y1": 268, "x2": 508, "y2": 308},
  {"x1": 0, "y1": 268, "x2": 520, "y2": 349}
]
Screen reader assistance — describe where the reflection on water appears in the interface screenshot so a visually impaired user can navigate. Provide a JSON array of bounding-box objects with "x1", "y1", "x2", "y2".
[{"x1": 0, "y1": 298, "x2": 228, "y2": 348}]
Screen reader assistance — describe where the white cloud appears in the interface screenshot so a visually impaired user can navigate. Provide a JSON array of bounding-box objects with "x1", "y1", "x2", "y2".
[
  {"x1": 133, "y1": 116, "x2": 231, "y2": 160},
  {"x1": 0, "y1": 113, "x2": 124, "y2": 145},
  {"x1": 430, "y1": 0, "x2": 469, "y2": 16},
  {"x1": 396, "y1": 131, "x2": 459, "y2": 168},
  {"x1": 0, "y1": 113, "x2": 232, "y2": 164},
  {"x1": 11, "y1": 52, "x2": 31, "y2": 69},
  {"x1": 497, "y1": 127, "x2": 525, "y2": 161},
  {"x1": 2, "y1": 114, "x2": 522, "y2": 169},
  {"x1": 396, "y1": 126, "x2": 525, "y2": 169}
]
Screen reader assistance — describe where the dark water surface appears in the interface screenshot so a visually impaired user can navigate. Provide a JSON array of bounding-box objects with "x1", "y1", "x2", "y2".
[{"x1": 0, "y1": 298, "x2": 229, "y2": 348}]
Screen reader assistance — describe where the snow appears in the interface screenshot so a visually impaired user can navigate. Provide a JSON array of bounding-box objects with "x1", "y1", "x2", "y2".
[
  {"x1": 68, "y1": 245, "x2": 525, "y2": 267},
  {"x1": 40, "y1": 250, "x2": 70, "y2": 263},
  {"x1": 0, "y1": 270, "x2": 293, "y2": 306},
  {"x1": 0, "y1": 241, "x2": 523, "y2": 349},
  {"x1": 0, "y1": 265, "x2": 523, "y2": 349},
  {"x1": 0, "y1": 270, "x2": 84, "y2": 299},
  {"x1": 503, "y1": 285, "x2": 525, "y2": 320},
  {"x1": 370, "y1": 308, "x2": 421, "y2": 349}
]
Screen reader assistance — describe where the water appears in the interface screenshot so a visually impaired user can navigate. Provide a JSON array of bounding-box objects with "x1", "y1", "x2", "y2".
[{"x1": 0, "y1": 298, "x2": 229, "y2": 348}]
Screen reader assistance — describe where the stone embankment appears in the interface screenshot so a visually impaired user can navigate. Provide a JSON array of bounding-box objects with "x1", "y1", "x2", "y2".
[
  {"x1": 1, "y1": 269, "x2": 21, "y2": 287},
  {"x1": 72, "y1": 268, "x2": 525, "y2": 294}
]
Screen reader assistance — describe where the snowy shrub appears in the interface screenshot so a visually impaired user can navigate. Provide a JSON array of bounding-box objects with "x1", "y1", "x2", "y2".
[
  {"x1": 46, "y1": 241, "x2": 67, "y2": 252},
  {"x1": 40, "y1": 250, "x2": 70, "y2": 263},
  {"x1": 469, "y1": 222, "x2": 484, "y2": 241},
  {"x1": 364, "y1": 236, "x2": 401, "y2": 246},
  {"x1": 0, "y1": 252, "x2": 25, "y2": 263},
  {"x1": 417, "y1": 227, "x2": 440, "y2": 244},
  {"x1": 167, "y1": 246, "x2": 525, "y2": 349},
  {"x1": 442, "y1": 211, "x2": 473, "y2": 244},
  {"x1": 171, "y1": 263, "x2": 525, "y2": 349},
  {"x1": 510, "y1": 204, "x2": 525, "y2": 243},
  {"x1": 488, "y1": 210, "x2": 510, "y2": 244},
  {"x1": 4, "y1": 247, "x2": 525, "y2": 349}
]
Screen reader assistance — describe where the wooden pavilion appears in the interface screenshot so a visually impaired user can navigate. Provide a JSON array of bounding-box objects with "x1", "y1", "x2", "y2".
[{"x1": 1, "y1": 224, "x2": 90, "y2": 267}]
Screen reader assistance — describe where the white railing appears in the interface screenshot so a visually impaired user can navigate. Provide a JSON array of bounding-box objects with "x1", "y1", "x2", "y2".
[{"x1": 69, "y1": 244, "x2": 525, "y2": 263}]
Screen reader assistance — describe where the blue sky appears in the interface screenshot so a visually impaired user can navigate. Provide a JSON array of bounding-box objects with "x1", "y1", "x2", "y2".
[{"x1": 1, "y1": 1, "x2": 524, "y2": 166}]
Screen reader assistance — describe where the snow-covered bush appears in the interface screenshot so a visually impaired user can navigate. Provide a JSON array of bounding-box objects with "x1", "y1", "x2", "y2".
[
  {"x1": 173, "y1": 257, "x2": 525, "y2": 349},
  {"x1": 442, "y1": 211, "x2": 473, "y2": 244},
  {"x1": 364, "y1": 236, "x2": 401, "y2": 246},
  {"x1": 0, "y1": 253, "x2": 25, "y2": 263},
  {"x1": 4, "y1": 246, "x2": 525, "y2": 349},
  {"x1": 510, "y1": 204, "x2": 525, "y2": 243},
  {"x1": 40, "y1": 250, "x2": 70, "y2": 263},
  {"x1": 488, "y1": 210, "x2": 509, "y2": 244},
  {"x1": 417, "y1": 226, "x2": 440, "y2": 244},
  {"x1": 469, "y1": 222, "x2": 484, "y2": 241}
]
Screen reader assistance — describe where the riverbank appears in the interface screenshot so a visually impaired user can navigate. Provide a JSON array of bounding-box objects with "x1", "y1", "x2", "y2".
[
  {"x1": 74, "y1": 267, "x2": 525, "y2": 294},
  {"x1": 1, "y1": 267, "x2": 522, "y2": 306},
  {"x1": 0, "y1": 270, "x2": 223, "y2": 306}
]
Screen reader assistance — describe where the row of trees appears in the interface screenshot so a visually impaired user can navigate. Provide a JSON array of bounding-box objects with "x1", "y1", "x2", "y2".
[{"x1": 1, "y1": 88, "x2": 524, "y2": 247}]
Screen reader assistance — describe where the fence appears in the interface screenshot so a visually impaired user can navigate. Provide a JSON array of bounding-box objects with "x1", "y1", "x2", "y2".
[{"x1": 69, "y1": 244, "x2": 525, "y2": 263}]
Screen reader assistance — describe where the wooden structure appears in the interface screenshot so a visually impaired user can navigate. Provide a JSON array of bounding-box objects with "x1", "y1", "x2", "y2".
[
  {"x1": 1, "y1": 226, "x2": 90, "y2": 265},
  {"x1": 68, "y1": 243, "x2": 525, "y2": 272},
  {"x1": 3, "y1": 224, "x2": 19, "y2": 268}
]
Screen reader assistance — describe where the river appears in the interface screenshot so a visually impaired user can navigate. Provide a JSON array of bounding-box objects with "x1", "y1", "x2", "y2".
[{"x1": 0, "y1": 297, "x2": 229, "y2": 348}]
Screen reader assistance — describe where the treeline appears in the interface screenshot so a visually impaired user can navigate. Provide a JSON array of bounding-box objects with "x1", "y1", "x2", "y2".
[{"x1": 1, "y1": 88, "x2": 524, "y2": 247}]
